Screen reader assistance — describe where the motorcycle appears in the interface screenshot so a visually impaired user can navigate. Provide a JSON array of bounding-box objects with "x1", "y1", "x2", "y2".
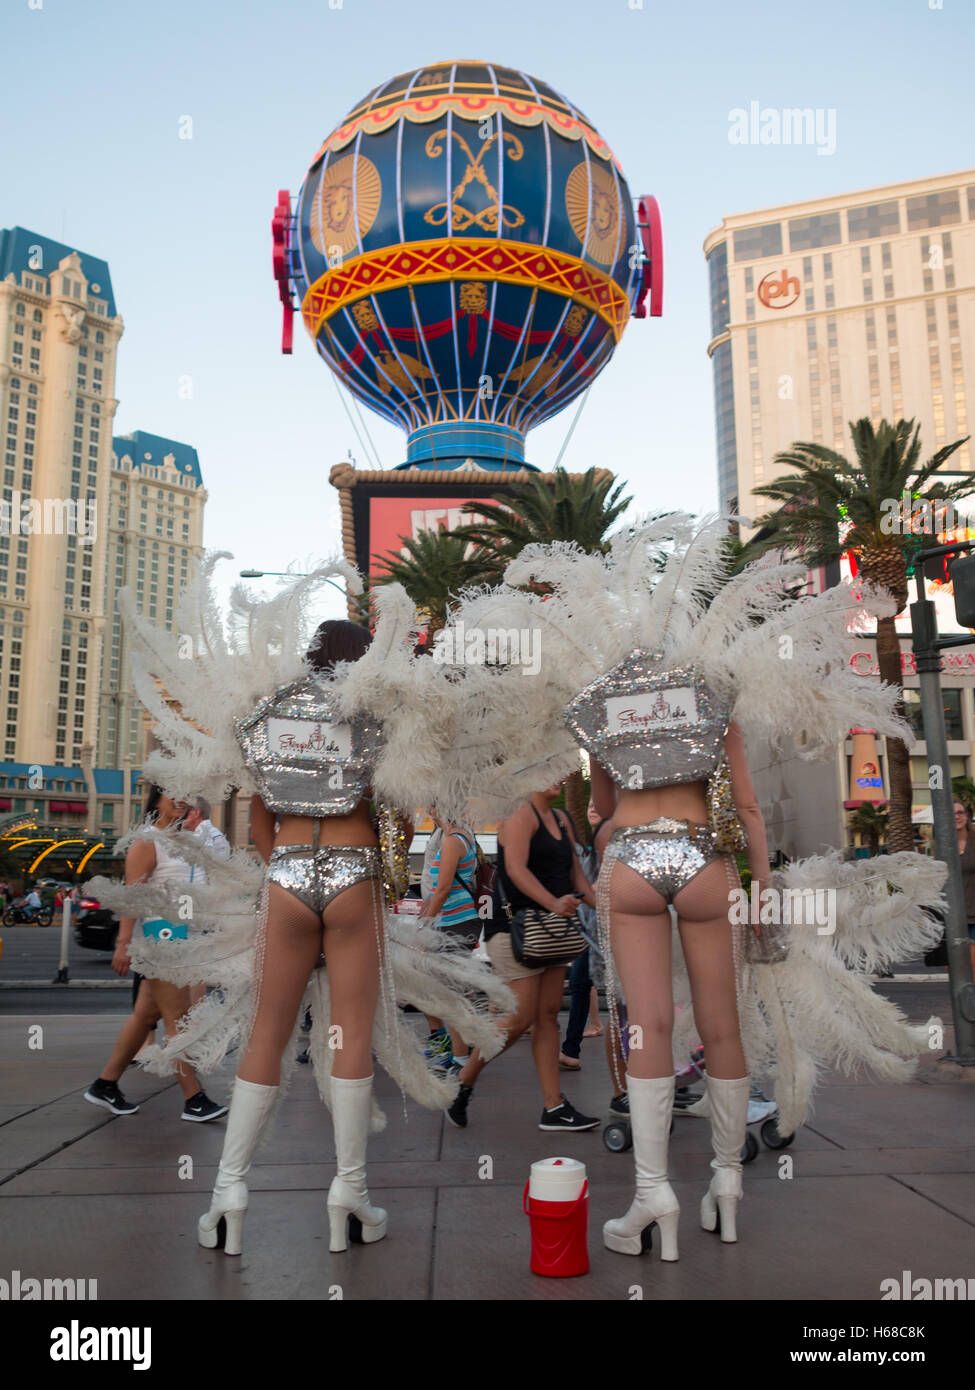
[{"x1": 3, "y1": 900, "x2": 54, "y2": 927}]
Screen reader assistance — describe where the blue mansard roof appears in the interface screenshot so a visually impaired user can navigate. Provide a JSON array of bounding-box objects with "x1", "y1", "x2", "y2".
[
  {"x1": 0, "y1": 225, "x2": 117, "y2": 316},
  {"x1": 112, "y1": 430, "x2": 203, "y2": 486}
]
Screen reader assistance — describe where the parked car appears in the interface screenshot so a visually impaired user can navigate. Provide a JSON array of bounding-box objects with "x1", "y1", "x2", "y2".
[{"x1": 72, "y1": 897, "x2": 119, "y2": 951}]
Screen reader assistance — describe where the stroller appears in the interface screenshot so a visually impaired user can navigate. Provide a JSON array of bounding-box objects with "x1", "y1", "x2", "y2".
[{"x1": 600, "y1": 1000, "x2": 795, "y2": 1163}]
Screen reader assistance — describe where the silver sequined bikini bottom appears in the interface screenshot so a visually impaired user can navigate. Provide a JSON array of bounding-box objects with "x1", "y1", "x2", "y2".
[
  {"x1": 266, "y1": 844, "x2": 383, "y2": 917},
  {"x1": 603, "y1": 819, "x2": 720, "y2": 902}
]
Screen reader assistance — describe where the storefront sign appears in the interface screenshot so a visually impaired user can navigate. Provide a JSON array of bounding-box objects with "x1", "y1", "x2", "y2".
[
  {"x1": 851, "y1": 648, "x2": 975, "y2": 676},
  {"x1": 848, "y1": 728, "x2": 885, "y2": 802}
]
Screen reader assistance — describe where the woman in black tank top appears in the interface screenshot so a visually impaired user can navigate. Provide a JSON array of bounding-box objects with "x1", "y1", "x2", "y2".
[{"x1": 445, "y1": 785, "x2": 601, "y2": 1134}]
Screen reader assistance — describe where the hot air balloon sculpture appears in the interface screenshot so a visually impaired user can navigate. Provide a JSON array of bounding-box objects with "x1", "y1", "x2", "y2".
[{"x1": 273, "y1": 60, "x2": 662, "y2": 472}]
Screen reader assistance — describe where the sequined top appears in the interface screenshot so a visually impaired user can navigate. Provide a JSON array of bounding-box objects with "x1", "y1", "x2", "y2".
[
  {"x1": 564, "y1": 651, "x2": 734, "y2": 792},
  {"x1": 235, "y1": 672, "x2": 383, "y2": 816}
]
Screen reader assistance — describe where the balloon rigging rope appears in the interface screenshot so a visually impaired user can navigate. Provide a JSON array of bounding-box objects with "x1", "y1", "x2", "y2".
[
  {"x1": 552, "y1": 382, "x2": 593, "y2": 471},
  {"x1": 330, "y1": 365, "x2": 383, "y2": 471}
]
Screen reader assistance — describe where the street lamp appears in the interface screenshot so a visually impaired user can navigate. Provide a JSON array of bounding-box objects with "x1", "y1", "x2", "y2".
[{"x1": 239, "y1": 569, "x2": 347, "y2": 597}]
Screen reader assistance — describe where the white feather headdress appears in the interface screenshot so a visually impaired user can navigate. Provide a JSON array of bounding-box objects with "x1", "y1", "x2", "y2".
[
  {"x1": 406, "y1": 512, "x2": 914, "y2": 821},
  {"x1": 122, "y1": 552, "x2": 362, "y2": 802}
]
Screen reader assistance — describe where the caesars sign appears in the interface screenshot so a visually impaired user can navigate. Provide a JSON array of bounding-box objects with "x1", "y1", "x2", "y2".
[{"x1": 850, "y1": 648, "x2": 975, "y2": 678}]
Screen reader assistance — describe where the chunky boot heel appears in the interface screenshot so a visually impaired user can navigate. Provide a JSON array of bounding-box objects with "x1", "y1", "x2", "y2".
[
  {"x1": 198, "y1": 1078, "x2": 277, "y2": 1257},
  {"x1": 602, "y1": 1075, "x2": 680, "y2": 1262},
  {"x1": 327, "y1": 1180, "x2": 387, "y2": 1251},
  {"x1": 603, "y1": 1203, "x2": 679, "y2": 1260},
  {"x1": 328, "y1": 1204, "x2": 351, "y2": 1253},
  {"x1": 198, "y1": 1207, "x2": 246, "y2": 1255},
  {"x1": 700, "y1": 1188, "x2": 740, "y2": 1242}
]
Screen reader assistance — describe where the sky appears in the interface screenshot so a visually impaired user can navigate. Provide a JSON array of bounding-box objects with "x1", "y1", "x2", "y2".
[{"x1": 2, "y1": 0, "x2": 973, "y2": 620}]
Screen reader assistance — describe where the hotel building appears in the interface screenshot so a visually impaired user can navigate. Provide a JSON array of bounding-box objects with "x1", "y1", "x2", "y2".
[
  {"x1": 0, "y1": 227, "x2": 207, "y2": 847},
  {"x1": 704, "y1": 171, "x2": 975, "y2": 856}
]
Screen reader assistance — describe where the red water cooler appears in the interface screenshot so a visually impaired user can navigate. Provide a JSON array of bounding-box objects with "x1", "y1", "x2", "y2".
[{"x1": 523, "y1": 1157, "x2": 589, "y2": 1277}]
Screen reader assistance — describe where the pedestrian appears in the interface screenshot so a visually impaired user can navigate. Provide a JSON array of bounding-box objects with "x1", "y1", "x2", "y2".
[
  {"x1": 447, "y1": 784, "x2": 599, "y2": 1132},
  {"x1": 559, "y1": 799, "x2": 611, "y2": 1071},
  {"x1": 83, "y1": 786, "x2": 228, "y2": 1122},
  {"x1": 419, "y1": 811, "x2": 479, "y2": 1071},
  {"x1": 179, "y1": 798, "x2": 231, "y2": 860}
]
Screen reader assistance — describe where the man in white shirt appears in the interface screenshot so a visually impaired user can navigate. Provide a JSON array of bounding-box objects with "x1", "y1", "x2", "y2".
[
  {"x1": 178, "y1": 799, "x2": 231, "y2": 865},
  {"x1": 25, "y1": 887, "x2": 42, "y2": 916}
]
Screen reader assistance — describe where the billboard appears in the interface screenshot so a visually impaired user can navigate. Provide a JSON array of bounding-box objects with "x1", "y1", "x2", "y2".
[{"x1": 368, "y1": 494, "x2": 496, "y2": 573}]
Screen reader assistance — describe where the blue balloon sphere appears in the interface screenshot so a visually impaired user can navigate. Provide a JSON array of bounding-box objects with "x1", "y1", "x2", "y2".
[{"x1": 285, "y1": 61, "x2": 645, "y2": 471}]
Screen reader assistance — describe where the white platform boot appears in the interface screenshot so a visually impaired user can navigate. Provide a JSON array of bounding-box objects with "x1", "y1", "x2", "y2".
[
  {"x1": 198, "y1": 1077, "x2": 278, "y2": 1255},
  {"x1": 327, "y1": 1075, "x2": 388, "y2": 1252},
  {"x1": 602, "y1": 1075, "x2": 680, "y2": 1260},
  {"x1": 700, "y1": 1075, "x2": 750, "y2": 1243}
]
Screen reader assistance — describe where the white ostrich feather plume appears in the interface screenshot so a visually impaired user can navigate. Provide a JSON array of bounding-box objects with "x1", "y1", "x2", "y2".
[{"x1": 119, "y1": 551, "x2": 361, "y2": 803}]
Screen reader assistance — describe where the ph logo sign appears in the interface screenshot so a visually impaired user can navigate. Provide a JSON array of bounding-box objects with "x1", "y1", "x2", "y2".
[{"x1": 757, "y1": 269, "x2": 800, "y2": 309}]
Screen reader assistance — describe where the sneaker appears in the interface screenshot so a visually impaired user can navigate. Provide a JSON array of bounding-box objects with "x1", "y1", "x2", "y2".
[
  {"x1": 84, "y1": 1078, "x2": 139, "y2": 1116},
  {"x1": 609, "y1": 1092, "x2": 629, "y2": 1118},
  {"x1": 424, "y1": 1028, "x2": 456, "y2": 1075},
  {"x1": 181, "y1": 1091, "x2": 229, "y2": 1123},
  {"x1": 446, "y1": 1083, "x2": 474, "y2": 1129},
  {"x1": 539, "y1": 1095, "x2": 599, "y2": 1132}
]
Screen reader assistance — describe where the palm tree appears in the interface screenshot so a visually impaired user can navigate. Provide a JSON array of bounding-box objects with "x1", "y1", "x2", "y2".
[
  {"x1": 751, "y1": 417, "x2": 971, "y2": 854},
  {"x1": 372, "y1": 526, "x2": 496, "y2": 639},
  {"x1": 848, "y1": 801, "x2": 889, "y2": 856},
  {"x1": 456, "y1": 466, "x2": 632, "y2": 832},
  {"x1": 951, "y1": 775, "x2": 975, "y2": 813},
  {"x1": 456, "y1": 466, "x2": 631, "y2": 570}
]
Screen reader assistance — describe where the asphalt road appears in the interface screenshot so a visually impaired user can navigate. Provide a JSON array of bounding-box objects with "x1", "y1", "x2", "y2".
[
  {"x1": 0, "y1": 924, "x2": 119, "y2": 982},
  {"x1": 0, "y1": 925, "x2": 956, "y2": 1026}
]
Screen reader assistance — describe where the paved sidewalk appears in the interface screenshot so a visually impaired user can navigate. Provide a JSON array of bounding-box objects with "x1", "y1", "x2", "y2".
[{"x1": 0, "y1": 1014, "x2": 972, "y2": 1301}]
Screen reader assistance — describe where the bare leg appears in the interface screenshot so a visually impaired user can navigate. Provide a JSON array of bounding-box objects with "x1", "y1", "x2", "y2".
[
  {"x1": 320, "y1": 879, "x2": 382, "y2": 1080},
  {"x1": 674, "y1": 859, "x2": 746, "y2": 1079},
  {"x1": 458, "y1": 974, "x2": 541, "y2": 1087},
  {"x1": 237, "y1": 884, "x2": 322, "y2": 1086},
  {"x1": 605, "y1": 860, "x2": 674, "y2": 1078},
  {"x1": 100, "y1": 980, "x2": 161, "y2": 1082},
  {"x1": 605, "y1": 1009, "x2": 627, "y2": 1097},
  {"x1": 147, "y1": 977, "x2": 205, "y2": 1099},
  {"x1": 532, "y1": 966, "x2": 567, "y2": 1110}
]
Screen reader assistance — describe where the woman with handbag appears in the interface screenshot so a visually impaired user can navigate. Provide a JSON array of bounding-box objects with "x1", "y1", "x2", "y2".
[
  {"x1": 446, "y1": 784, "x2": 599, "y2": 1132},
  {"x1": 84, "y1": 785, "x2": 228, "y2": 1123}
]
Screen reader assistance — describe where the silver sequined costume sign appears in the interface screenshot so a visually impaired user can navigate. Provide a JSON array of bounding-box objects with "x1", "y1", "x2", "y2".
[
  {"x1": 235, "y1": 673, "x2": 383, "y2": 816},
  {"x1": 564, "y1": 651, "x2": 733, "y2": 792}
]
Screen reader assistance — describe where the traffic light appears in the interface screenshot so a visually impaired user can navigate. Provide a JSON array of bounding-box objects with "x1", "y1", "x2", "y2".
[{"x1": 950, "y1": 553, "x2": 975, "y2": 629}]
